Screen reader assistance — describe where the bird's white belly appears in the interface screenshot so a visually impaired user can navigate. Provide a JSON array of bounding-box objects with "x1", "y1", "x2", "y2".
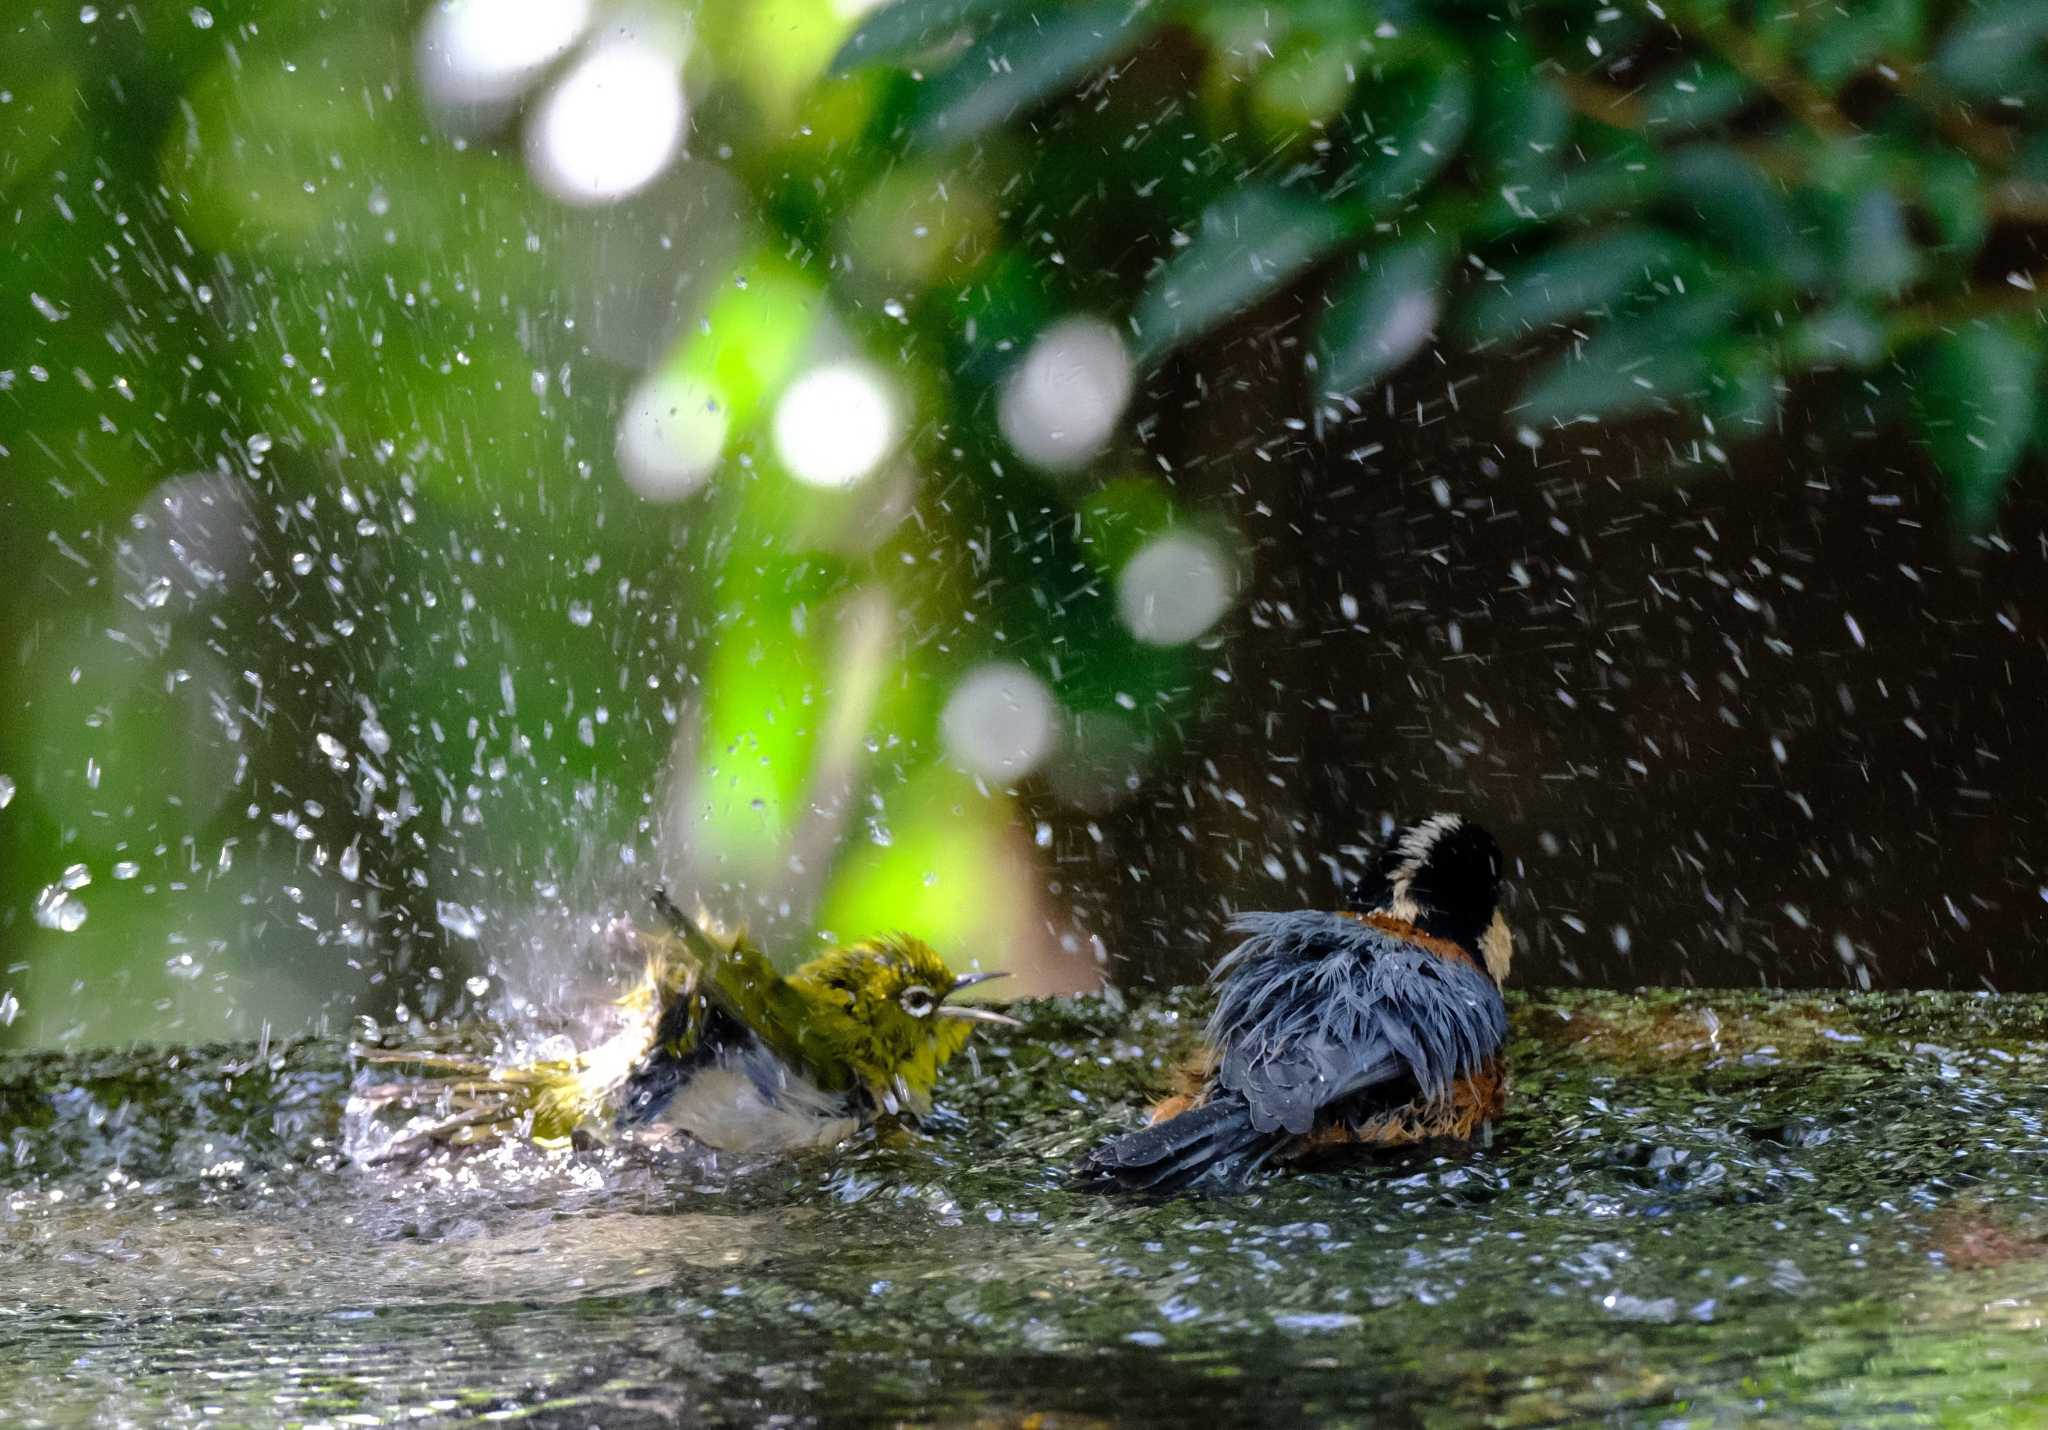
[{"x1": 650, "y1": 1063, "x2": 858, "y2": 1152}]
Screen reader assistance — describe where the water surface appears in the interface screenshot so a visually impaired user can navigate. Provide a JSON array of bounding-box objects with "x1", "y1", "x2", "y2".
[{"x1": 5, "y1": 987, "x2": 2046, "y2": 1425}]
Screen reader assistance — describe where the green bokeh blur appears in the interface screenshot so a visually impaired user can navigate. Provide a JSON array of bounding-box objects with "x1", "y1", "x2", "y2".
[{"x1": 5, "y1": 0, "x2": 2048, "y2": 1045}]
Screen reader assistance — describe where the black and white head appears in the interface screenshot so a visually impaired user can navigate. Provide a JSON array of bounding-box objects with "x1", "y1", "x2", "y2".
[{"x1": 1349, "y1": 813, "x2": 1512, "y2": 984}]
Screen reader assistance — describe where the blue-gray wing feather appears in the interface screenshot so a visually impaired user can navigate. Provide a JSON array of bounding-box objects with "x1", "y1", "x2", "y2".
[{"x1": 1206, "y1": 911, "x2": 1507, "y2": 1136}]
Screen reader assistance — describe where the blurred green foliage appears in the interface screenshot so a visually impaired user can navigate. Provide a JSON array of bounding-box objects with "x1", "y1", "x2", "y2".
[
  {"x1": 2, "y1": 0, "x2": 2046, "y2": 1047},
  {"x1": 837, "y1": 0, "x2": 2048, "y2": 518}
]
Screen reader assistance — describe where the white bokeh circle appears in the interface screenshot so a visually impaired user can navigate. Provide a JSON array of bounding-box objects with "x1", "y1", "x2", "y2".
[
  {"x1": 997, "y1": 315, "x2": 1132, "y2": 471},
  {"x1": 940, "y1": 663, "x2": 1059, "y2": 780},
  {"x1": 772, "y1": 362, "x2": 898, "y2": 489},
  {"x1": 1116, "y1": 531, "x2": 1234, "y2": 645},
  {"x1": 616, "y1": 371, "x2": 727, "y2": 501},
  {"x1": 526, "y1": 39, "x2": 687, "y2": 205}
]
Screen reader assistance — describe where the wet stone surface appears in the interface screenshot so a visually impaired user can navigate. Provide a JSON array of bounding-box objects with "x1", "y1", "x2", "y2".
[{"x1": 4, "y1": 986, "x2": 2048, "y2": 1426}]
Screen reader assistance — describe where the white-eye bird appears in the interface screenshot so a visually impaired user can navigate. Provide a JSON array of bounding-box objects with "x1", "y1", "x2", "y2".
[{"x1": 356, "y1": 891, "x2": 1017, "y2": 1160}]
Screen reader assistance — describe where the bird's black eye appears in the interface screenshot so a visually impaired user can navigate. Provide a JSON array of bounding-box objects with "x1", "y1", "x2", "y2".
[{"x1": 900, "y1": 984, "x2": 936, "y2": 1017}]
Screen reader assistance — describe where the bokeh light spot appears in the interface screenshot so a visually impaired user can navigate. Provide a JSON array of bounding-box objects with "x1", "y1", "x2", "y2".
[
  {"x1": 997, "y1": 315, "x2": 1132, "y2": 472},
  {"x1": 616, "y1": 372, "x2": 728, "y2": 501},
  {"x1": 940, "y1": 663, "x2": 1058, "y2": 780},
  {"x1": 1117, "y1": 531, "x2": 1234, "y2": 645},
  {"x1": 772, "y1": 362, "x2": 898, "y2": 488},
  {"x1": 416, "y1": 0, "x2": 591, "y2": 112},
  {"x1": 526, "y1": 39, "x2": 687, "y2": 205}
]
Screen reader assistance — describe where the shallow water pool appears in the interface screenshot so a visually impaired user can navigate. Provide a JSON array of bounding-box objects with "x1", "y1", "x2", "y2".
[{"x1": 4, "y1": 986, "x2": 2046, "y2": 1426}]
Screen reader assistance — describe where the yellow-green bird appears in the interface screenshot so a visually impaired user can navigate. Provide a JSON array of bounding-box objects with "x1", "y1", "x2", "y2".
[{"x1": 358, "y1": 891, "x2": 1017, "y2": 1159}]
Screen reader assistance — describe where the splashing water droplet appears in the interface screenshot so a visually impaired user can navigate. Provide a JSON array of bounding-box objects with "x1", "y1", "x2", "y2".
[
  {"x1": 0, "y1": 990, "x2": 17, "y2": 1026},
  {"x1": 436, "y1": 901, "x2": 483, "y2": 939},
  {"x1": 465, "y1": 976, "x2": 491, "y2": 998},
  {"x1": 0, "y1": 774, "x2": 14, "y2": 809},
  {"x1": 338, "y1": 843, "x2": 361, "y2": 882},
  {"x1": 33, "y1": 884, "x2": 86, "y2": 932}
]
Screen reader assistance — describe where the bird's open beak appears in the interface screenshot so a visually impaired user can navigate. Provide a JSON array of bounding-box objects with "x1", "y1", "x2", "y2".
[{"x1": 937, "y1": 970, "x2": 1022, "y2": 1027}]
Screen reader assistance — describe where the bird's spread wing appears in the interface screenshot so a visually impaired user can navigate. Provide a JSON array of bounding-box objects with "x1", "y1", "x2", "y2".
[{"x1": 1206, "y1": 910, "x2": 1507, "y2": 1136}]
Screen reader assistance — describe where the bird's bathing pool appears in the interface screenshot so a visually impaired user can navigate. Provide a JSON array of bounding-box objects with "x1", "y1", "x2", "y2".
[{"x1": 4, "y1": 986, "x2": 2047, "y2": 1426}]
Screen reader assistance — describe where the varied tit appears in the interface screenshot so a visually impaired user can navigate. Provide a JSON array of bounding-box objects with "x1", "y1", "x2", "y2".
[
  {"x1": 1081, "y1": 813, "x2": 1512, "y2": 1193},
  {"x1": 358, "y1": 891, "x2": 1017, "y2": 1160}
]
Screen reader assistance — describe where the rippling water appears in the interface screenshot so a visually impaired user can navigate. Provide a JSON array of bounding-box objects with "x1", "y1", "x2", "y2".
[{"x1": 5, "y1": 987, "x2": 2047, "y2": 1426}]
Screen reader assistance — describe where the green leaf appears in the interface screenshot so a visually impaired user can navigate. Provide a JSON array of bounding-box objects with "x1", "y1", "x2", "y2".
[
  {"x1": 1347, "y1": 57, "x2": 1475, "y2": 213},
  {"x1": 1468, "y1": 38, "x2": 1571, "y2": 185},
  {"x1": 1802, "y1": 0, "x2": 1920, "y2": 91},
  {"x1": 1702, "y1": 345, "x2": 1782, "y2": 432},
  {"x1": 1788, "y1": 305, "x2": 1887, "y2": 370},
  {"x1": 1248, "y1": 36, "x2": 1361, "y2": 141},
  {"x1": 1131, "y1": 185, "x2": 1358, "y2": 363},
  {"x1": 1314, "y1": 238, "x2": 1453, "y2": 398},
  {"x1": 1663, "y1": 146, "x2": 1827, "y2": 289},
  {"x1": 1913, "y1": 321, "x2": 2043, "y2": 530},
  {"x1": 1477, "y1": 132, "x2": 1664, "y2": 238},
  {"x1": 1936, "y1": 0, "x2": 2048, "y2": 105},
  {"x1": 1921, "y1": 151, "x2": 1988, "y2": 260},
  {"x1": 829, "y1": 0, "x2": 1031, "y2": 74},
  {"x1": 1454, "y1": 227, "x2": 1693, "y2": 342},
  {"x1": 1642, "y1": 59, "x2": 1753, "y2": 132},
  {"x1": 903, "y1": 3, "x2": 1147, "y2": 153},
  {"x1": 1516, "y1": 289, "x2": 1746, "y2": 425},
  {"x1": 1844, "y1": 188, "x2": 1922, "y2": 299}
]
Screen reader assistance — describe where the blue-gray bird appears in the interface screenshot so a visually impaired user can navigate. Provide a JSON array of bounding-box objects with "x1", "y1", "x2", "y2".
[{"x1": 1081, "y1": 813, "x2": 1513, "y2": 1192}]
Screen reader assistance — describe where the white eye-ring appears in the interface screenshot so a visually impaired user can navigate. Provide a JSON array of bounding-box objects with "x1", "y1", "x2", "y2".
[{"x1": 900, "y1": 984, "x2": 936, "y2": 1017}]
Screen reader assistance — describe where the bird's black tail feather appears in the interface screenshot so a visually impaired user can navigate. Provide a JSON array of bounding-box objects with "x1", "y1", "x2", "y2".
[{"x1": 1078, "y1": 1095, "x2": 1272, "y2": 1193}]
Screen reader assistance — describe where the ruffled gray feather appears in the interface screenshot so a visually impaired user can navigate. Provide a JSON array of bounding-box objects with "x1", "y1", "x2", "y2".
[{"x1": 1206, "y1": 910, "x2": 1506, "y2": 1136}]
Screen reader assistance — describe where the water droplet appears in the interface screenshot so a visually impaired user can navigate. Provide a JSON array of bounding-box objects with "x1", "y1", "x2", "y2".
[
  {"x1": 112, "y1": 861, "x2": 139, "y2": 880},
  {"x1": 465, "y1": 976, "x2": 491, "y2": 998},
  {"x1": 0, "y1": 990, "x2": 17, "y2": 1026},
  {"x1": 338, "y1": 843, "x2": 361, "y2": 881},
  {"x1": 0, "y1": 774, "x2": 13, "y2": 808},
  {"x1": 436, "y1": 901, "x2": 483, "y2": 939},
  {"x1": 567, "y1": 600, "x2": 593, "y2": 627},
  {"x1": 60, "y1": 863, "x2": 90, "y2": 891},
  {"x1": 79, "y1": 5, "x2": 98, "y2": 22},
  {"x1": 359, "y1": 716, "x2": 391, "y2": 757},
  {"x1": 32, "y1": 884, "x2": 86, "y2": 931},
  {"x1": 189, "y1": 6, "x2": 213, "y2": 27},
  {"x1": 141, "y1": 576, "x2": 172, "y2": 608}
]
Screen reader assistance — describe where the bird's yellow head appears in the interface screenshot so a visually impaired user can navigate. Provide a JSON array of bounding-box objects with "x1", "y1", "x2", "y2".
[{"x1": 786, "y1": 934, "x2": 1019, "y2": 1116}]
